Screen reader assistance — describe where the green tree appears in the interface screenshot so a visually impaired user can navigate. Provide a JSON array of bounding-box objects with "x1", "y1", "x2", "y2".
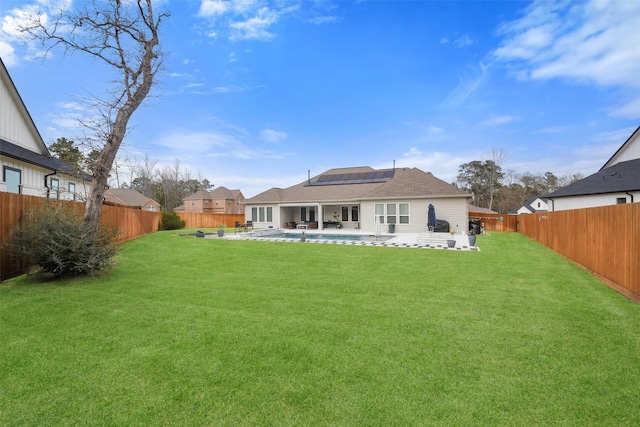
[
  {"x1": 457, "y1": 159, "x2": 504, "y2": 210},
  {"x1": 48, "y1": 137, "x2": 83, "y2": 171}
]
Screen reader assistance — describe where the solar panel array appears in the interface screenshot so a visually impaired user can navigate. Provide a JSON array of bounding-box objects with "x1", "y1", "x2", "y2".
[{"x1": 307, "y1": 170, "x2": 395, "y2": 186}]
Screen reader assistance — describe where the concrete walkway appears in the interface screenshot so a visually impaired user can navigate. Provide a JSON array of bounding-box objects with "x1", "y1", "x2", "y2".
[{"x1": 222, "y1": 228, "x2": 479, "y2": 251}]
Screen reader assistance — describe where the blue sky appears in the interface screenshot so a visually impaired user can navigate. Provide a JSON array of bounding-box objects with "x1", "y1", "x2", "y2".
[{"x1": 2, "y1": 0, "x2": 639, "y2": 197}]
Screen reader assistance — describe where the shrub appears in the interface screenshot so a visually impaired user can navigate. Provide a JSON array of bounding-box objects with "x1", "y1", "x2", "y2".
[
  {"x1": 9, "y1": 204, "x2": 119, "y2": 277},
  {"x1": 160, "y1": 211, "x2": 185, "y2": 230}
]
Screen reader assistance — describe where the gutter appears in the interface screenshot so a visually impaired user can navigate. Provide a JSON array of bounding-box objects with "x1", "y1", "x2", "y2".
[
  {"x1": 626, "y1": 192, "x2": 634, "y2": 203},
  {"x1": 44, "y1": 170, "x2": 57, "y2": 199}
]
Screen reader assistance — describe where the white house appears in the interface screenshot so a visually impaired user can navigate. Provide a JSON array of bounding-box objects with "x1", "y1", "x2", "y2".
[
  {"x1": 0, "y1": 58, "x2": 91, "y2": 200},
  {"x1": 514, "y1": 196, "x2": 550, "y2": 214},
  {"x1": 245, "y1": 166, "x2": 471, "y2": 234},
  {"x1": 546, "y1": 126, "x2": 640, "y2": 211}
]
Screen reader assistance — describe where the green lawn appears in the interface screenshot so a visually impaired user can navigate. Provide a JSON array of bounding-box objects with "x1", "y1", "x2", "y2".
[{"x1": 1, "y1": 231, "x2": 639, "y2": 426}]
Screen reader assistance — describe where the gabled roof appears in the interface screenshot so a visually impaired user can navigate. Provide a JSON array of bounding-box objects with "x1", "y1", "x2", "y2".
[
  {"x1": 183, "y1": 186, "x2": 243, "y2": 201},
  {"x1": 247, "y1": 166, "x2": 469, "y2": 204},
  {"x1": 601, "y1": 126, "x2": 640, "y2": 170},
  {"x1": 546, "y1": 158, "x2": 640, "y2": 198},
  {"x1": 104, "y1": 188, "x2": 158, "y2": 207},
  {"x1": 0, "y1": 138, "x2": 92, "y2": 180},
  {"x1": 0, "y1": 58, "x2": 49, "y2": 155}
]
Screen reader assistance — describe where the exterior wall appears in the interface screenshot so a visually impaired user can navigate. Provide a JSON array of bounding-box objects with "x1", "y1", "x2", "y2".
[
  {"x1": 550, "y1": 192, "x2": 640, "y2": 211},
  {"x1": 516, "y1": 206, "x2": 532, "y2": 214},
  {"x1": 0, "y1": 73, "x2": 45, "y2": 153},
  {"x1": 247, "y1": 203, "x2": 281, "y2": 228},
  {"x1": 185, "y1": 197, "x2": 245, "y2": 214},
  {"x1": 360, "y1": 197, "x2": 468, "y2": 234},
  {"x1": 142, "y1": 200, "x2": 161, "y2": 212},
  {"x1": 530, "y1": 198, "x2": 548, "y2": 211},
  {"x1": 606, "y1": 132, "x2": 640, "y2": 167}
]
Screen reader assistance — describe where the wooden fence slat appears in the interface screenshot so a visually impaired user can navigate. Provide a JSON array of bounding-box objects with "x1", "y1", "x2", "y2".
[
  {"x1": 1, "y1": 192, "x2": 162, "y2": 281},
  {"x1": 518, "y1": 204, "x2": 639, "y2": 303}
]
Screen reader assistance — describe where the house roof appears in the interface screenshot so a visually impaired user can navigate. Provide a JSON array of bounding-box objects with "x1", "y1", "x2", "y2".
[
  {"x1": 601, "y1": 125, "x2": 640, "y2": 170},
  {"x1": 468, "y1": 204, "x2": 498, "y2": 214},
  {"x1": 183, "y1": 186, "x2": 243, "y2": 201},
  {"x1": 546, "y1": 158, "x2": 640, "y2": 198},
  {"x1": 1, "y1": 138, "x2": 92, "y2": 180},
  {"x1": 104, "y1": 188, "x2": 159, "y2": 207},
  {"x1": 0, "y1": 58, "x2": 49, "y2": 155},
  {"x1": 247, "y1": 166, "x2": 470, "y2": 204}
]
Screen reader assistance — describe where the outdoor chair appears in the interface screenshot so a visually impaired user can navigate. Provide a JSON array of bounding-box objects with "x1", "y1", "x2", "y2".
[{"x1": 246, "y1": 220, "x2": 253, "y2": 231}]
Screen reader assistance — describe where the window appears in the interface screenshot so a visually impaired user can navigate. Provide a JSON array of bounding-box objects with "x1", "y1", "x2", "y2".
[
  {"x1": 205, "y1": 201, "x2": 209, "y2": 206},
  {"x1": 258, "y1": 207, "x2": 265, "y2": 222},
  {"x1": 399, "y1": 203, "x2": 409, "y2": 224},
  {"x1": 386, "y1": 203, "x2": 397, "y2": 224},
  {"x1": 376, "y1": 202, "x2": 410, "y2": 225},
  {"x1": 301, "y1": 206, "x2": 316, "y2": 222},
  {"x1": 50, "y1": 178, "x2": 59, "y2": 199},
  {"x1": 617, "y1": 197, "x2": 627, "y2": 204},
  {"x1": 341, "y1": 206, "x2": 349, "y2": 221},
  {"x1": 4, "y1": 167, "x2": 21, "y2": 194},
  {"x1": 351, "y1": 205, "x2": 359, "y2": 222},
  {"x1": 68, "y1": 182, "x2": 76, "y2": 201},
  {"x1": 251, "y1": 207, "x2": 258, "y2": 222},
  {"x1": 267, "y1": 207, "x2": 273, "y2": 222},
  {"x1": 375, "y1": 203, "x2": 385, "y2": 224}
]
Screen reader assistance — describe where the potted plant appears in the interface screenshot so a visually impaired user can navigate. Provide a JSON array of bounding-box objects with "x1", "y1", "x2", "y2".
[
  {"x1": 468, "y1": 228, "x2": 477, "y2": 246},
  {"x1": 217, "y1": 224, "x2": 226, "y2": 237},
  {"x1": 447, "y1": 230, "x2": 456, "y2": 248},
  {"x1": 337, "y1": 220, "x2": 343, "y2": 229}
]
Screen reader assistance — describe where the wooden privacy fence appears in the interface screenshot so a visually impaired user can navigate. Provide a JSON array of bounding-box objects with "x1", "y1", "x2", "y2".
[
  {"x1": 177, "y1": 212, "x2": 245, "y2": 229},
  {"x1": 518, "y1": 204, "x2": 639, "y2": 303},
  {"x1": 468, "y1": 211, "x2": 518, "y2": 232},
  {"x1": 0, "y1": 192, "x2": 161, "y2": 281}
]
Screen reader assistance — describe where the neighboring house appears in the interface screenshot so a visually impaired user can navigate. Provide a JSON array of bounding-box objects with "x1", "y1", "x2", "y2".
[
  {"x1": 182, "y1": 186, "x2": 246, "y2": 214},
  {"x1": 104, "y1": 188, "x2": 161, "y2": 211},
  {"x1": 513, "y1": 196, "x2": 549, "y2": 214},
  {"x1": 468, "y1": 204, "x2": 498, "y2": 214},
  {"x1": 0, "y1": 58, "x2": 91, "y2": 200},
  {"x1": 545, "y1": 126, "x2": 640, "y2": 211},
  {"x1": 245, "y1": 166, "x2": 471, "y2": 233}
]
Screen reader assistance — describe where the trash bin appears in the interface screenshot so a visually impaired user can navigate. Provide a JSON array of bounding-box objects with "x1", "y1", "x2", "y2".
[{"x1": 388, "y1": 224, "x2": 395, "y2": 233}]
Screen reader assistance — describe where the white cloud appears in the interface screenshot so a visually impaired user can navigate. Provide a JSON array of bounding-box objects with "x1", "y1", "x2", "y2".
[
  {"x1": 0, "y1": 41, "x2": 17, "y2": 66},
  {"x1": 308, "y1": 16, "x2": 338, "y2": 25},
  {"x1": 198, "y1": 0, "x2": 297, "y2": 41},
  {"x1": 441, "y1": 62, "x2": 490, "y2": 108},
  {"x1": 609, "y1": 97, "x2": 640, "y2": 119},
  {"x1": 199, "y1": 0, "x2": 231, "y2": 17},
  {"x1": 260, "y1": 129, "x2": 287, "y2": 143},
  {"x1": 482, "y1": 115, "x2": 518, "y2": 127},
  {"x1": 494, "y1": 0, "x2": 640, "y2": 89}
]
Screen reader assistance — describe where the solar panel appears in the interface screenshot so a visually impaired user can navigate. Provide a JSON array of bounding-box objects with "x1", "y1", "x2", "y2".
[{"x1": 307, "y1": 170, "x2": 395, "y2": 186}]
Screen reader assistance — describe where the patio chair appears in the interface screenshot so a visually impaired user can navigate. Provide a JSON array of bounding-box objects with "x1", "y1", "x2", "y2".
[
  {"x1": 235, "y1": 221, "x2": 243, "y2": 233},
  {"x1": 246, "y1": 220, "x2": 253, "y2": 231}
]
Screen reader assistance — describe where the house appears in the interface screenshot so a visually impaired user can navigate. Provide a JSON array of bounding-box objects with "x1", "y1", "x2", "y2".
[
  {"x1": 244, "y1": 166, "x2": 471, "y2": 234},
  {"x1": 104, "y1": 188, "x2": 161, "y2": 211},
  {"x1": 182, "y1": 186, "x2": 246, "y2": 214},
  {"x1": 0, "y1": 58, "x2": 91, "y2": 200},
  {"x1": 512, "y1": 196, "x2": 550, "y2": 214},
  {"x1": 545, "y1": 126, "x2": 640, "y2": 211}
]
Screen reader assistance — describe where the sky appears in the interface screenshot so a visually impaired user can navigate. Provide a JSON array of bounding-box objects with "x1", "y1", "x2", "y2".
[{"x1": 1, "y1": 0, "x2": 639, "y2": 198}]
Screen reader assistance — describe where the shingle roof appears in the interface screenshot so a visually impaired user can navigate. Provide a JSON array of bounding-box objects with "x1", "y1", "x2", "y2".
[
  {"x1": 545, "y1": 158, "x2": 640, "y2": 198},
  {"x1": 104, "y1": 188, "x2": 158, "y2": 207},
  {"x1": 183, "y1": 186, "x2": 242, "y2": 201},
  {"x1": 247, "y1": 167, "x2": 469, "y2": 204},
  {"x1": 0, "y1": 138, "x2": 92, "y2": 180}
]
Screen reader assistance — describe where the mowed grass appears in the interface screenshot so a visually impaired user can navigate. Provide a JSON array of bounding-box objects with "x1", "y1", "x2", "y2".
[{"x1": 1, "y1": 231, "x2": 639, "y2": 426}]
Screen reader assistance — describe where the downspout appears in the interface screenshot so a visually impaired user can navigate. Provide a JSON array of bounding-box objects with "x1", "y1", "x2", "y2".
[
  {"x1": 548, "y1": 197, "x2": 554, "y2": 212},
  {"x1": 626, "y1": 192, "x2": 634, "y2": 203},
  {"x1": 44, "y1": 170, "x2": 57, "y2": 199}
]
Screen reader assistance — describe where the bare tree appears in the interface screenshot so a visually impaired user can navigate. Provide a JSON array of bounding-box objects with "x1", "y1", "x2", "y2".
[
  {"x1": 487, "y1": 147, "x2": 508, "y2": 211},
  {"x1": 20, "y1": 0, "x2": 168, "y2": 241}
]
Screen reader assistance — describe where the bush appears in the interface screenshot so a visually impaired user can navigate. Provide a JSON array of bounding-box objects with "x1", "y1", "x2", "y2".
[
  {"x1": 160, "y1": 211, "x2": 185, "y2": 230},
  {"x1": 9, "y1": 204, "x2": 119, "y2": 277}
]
